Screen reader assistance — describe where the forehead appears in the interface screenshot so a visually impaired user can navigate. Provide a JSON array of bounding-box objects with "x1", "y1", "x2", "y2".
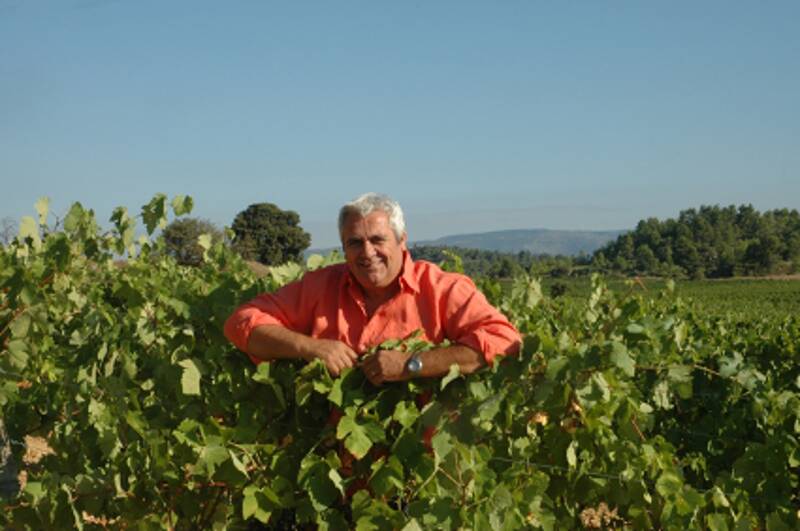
[{"x1": 340, "y1": 211, "x2": 393, "y2": 238}]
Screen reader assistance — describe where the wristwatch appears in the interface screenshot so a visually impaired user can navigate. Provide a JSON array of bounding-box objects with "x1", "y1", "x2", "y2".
[{"x1": 405, "y1": 353, "x2": 423, "y2": 374}]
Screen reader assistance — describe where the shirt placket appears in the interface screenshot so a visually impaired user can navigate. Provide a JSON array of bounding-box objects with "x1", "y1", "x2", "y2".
[
  {"x1": 345, "y1": 280, "x2": 370, "y2": 355},
  {"x1": 362, "y1": 302, "x2": 393, "y2": 351}
]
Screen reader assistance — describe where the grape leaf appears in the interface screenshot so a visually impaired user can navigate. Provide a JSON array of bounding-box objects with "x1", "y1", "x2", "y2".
[{"x1": 178, "y1": 358, "x2": 202, "y2": 396}]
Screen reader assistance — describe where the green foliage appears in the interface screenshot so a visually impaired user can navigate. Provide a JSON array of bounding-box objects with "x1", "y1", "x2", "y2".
[
  {"x1": 410, "y1": 245, "x2": 576, "y2": 279},
  {"x1": 596, "y1": 204, "x2": 800, "y2": 278},
  {"x1": 162, "y1": 218, "x2": 224, "y2": 266},
  {"x1": 231, "y1": 202, "x2": 311, "y2": 266},
  {"x1": 0, "y1": 196, "x2": 798, "y2": 529}
]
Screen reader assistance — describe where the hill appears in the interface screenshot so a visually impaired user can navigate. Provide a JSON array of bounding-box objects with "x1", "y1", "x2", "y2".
[{"x1": 415, "y1": 228, "x2": 626, "y2": 256}]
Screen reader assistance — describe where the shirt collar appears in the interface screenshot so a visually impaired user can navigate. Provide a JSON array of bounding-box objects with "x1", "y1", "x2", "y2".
[{"x1": 397, "y1": 250, "x2": 419, "y2": 294}]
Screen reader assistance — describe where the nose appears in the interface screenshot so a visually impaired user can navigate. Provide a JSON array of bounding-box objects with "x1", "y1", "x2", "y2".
[{"x1": 362, "y1": 240, "x2": 376, "y2": 258}]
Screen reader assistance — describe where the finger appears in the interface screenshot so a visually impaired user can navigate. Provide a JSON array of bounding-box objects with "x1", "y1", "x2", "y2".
[
  {"x1": 338, "y1": 355, "x2": 353, "y2": 373},
  {"x1": 334, "y1": 359, "x2": 349, "y2": 375}
]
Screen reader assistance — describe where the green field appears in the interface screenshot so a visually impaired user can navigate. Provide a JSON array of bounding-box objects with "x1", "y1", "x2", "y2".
[{"x1": 541, "y1": 276, "x2": 800, "y2": 319}]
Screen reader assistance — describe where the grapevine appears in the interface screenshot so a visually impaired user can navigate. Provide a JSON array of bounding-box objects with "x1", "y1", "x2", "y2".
[{"x1": 0, "y1": 195, "x2": 797, "y2": 529}]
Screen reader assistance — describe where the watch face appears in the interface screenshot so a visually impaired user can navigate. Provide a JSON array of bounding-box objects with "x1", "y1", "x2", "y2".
[{"x1": 407, "y1": 356, "x2": 422, "y2": 373}]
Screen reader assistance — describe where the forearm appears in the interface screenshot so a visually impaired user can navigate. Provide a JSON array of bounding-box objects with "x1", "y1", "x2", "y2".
[
  {"x1": 406, "y1": 344, "x2": 486, "y2": 380},
  {"x1": 245, "y1": 325, "x2": 358, "y2": 376},
  {"x1": 245, "y1": 325, "x2": 316, "y2": 362},
  {"x1": 359, "y1": 343, "x2": 488, "y2": 385}
]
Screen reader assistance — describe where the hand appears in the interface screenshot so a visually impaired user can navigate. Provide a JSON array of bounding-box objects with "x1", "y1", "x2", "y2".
[
  {"x1": 309, "y1": 338, "x2": 358, "y2": 377},
  {"x1": 360, "y1": 349, "x2": 410, "y2": 386}
]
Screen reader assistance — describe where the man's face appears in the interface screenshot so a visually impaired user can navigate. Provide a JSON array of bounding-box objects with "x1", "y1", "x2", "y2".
[{"x1": 340, "y1": 210, "x2": 407, "y2": 296}]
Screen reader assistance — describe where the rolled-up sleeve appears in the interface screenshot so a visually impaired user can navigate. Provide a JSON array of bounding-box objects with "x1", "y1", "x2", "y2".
[
  {"x1": 223, "y1": 278, "x2": 313, "y2": 353},
  {"x1": 443, "y1": 277, "x2": 521, "y2": 364}
]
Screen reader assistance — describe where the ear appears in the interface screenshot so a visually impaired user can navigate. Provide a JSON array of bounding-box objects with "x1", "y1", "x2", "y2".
[{"x1": 399, "y1": 232, "x2": 408, "y2": 249}]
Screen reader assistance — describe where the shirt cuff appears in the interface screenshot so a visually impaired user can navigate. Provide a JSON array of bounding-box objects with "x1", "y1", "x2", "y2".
[
  {"x1": 224, "y1": 310, "x2": 287, "y2": 364},
  {"x1": 458, "y1": 328, "x2": 522, "y2": 365}
]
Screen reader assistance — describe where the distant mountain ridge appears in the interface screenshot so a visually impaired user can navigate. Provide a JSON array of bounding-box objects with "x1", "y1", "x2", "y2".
[
  {"x1": 413, "y1": 228, "x2": 627, "y2": 256},
  {"x1": 308, "y1": 228, "x2": 627, "y2": 257}
]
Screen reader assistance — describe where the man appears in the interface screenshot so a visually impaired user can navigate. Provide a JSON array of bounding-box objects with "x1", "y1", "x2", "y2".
[{"x1": 224, "y1": 193, "x2": 520, "y2": 385}]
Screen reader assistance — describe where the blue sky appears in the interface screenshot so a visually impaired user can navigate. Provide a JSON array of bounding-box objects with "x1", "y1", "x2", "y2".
[{"x1": 2, "y1": 1, "x2": 798, "y2": 248}]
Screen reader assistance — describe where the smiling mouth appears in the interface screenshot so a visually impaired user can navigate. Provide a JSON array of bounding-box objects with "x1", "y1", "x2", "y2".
[{"x1": 359, "y1": 260, "x2": 383, "y2": 269}]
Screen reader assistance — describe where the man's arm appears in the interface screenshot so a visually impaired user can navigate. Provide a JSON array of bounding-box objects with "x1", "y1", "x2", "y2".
[
  {"x1": 441, "y1": 275, "x2": 522, "y2": 365},
  {"x1": 224, "y1": 268, "x2": 360, "y2": 376},
  {"x1": 360, "y1": 344, "x2": 486, "y2": 386},
  {"x1": 246, "y1": 325, "x2": 358, "y2": 376}
]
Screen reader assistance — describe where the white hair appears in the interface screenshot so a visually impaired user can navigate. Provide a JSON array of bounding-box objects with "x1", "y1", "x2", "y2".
[{"x1": 338, "y1": 193, "x2": 406, "y2": 241}]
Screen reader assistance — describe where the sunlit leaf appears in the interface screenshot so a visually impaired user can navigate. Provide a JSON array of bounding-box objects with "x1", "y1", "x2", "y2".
[
  {"x1": 440, "y1": 363, "x2": 461, "y2": 390},
  {"x1": 18, "y1": 216, "x2": 41, "y2": 249},
  {"x1": 178, "y1": 358, "x2": 202, "y2": 396},
  {"x1": 566, "y1": 441, "x2": 578, "y2": 468},
  {"x1": 141, "y1": 193, "x2": 168, "y2": 234},
  {"x1": 171, "y1": 195, "x2": 194, "y2": 216},
  {"x1": 34, "y1": 197, "x2": 50, "y2": 225},
  {"x1": 609, "y1": 342, "x2": 635, "y2": 376}
]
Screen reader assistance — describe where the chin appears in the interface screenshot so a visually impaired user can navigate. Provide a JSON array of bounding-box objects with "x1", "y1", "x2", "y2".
[
  {"x1": 361, "y1": 268, "x2": 384, "y2": 281},
  {"x1": 365, "y1": 276, "x2": 387, "y2": 288},
  {"x1": 359, "y1": 273, "x2": 389, "y2": 289}
]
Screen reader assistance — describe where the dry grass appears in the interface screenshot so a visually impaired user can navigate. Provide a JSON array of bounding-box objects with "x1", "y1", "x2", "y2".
[
  {"x1": 245, "y1": 260, "x2": 270, "y2": 278},
  {"x1": 22, "y1": 435, "x2": 55, "y2": 465}
]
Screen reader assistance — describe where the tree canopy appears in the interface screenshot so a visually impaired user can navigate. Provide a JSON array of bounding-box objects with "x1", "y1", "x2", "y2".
[
  {"x1": 409, "y1": 245, "x2": 581, "y2": 279},
  {"x1": 594, "y1": 205, "x2": 800, "y2": 278},
  {"x1": 231, "y1": 203, "x2": 311, "y2": 265},
  {"x1": 162, "y1": 218, "x2": 224, "y2": 266}
]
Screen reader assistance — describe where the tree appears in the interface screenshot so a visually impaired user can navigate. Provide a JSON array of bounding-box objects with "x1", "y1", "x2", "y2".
[
  {"x1": 162, "y1": 218, "x2": 224, "y2": 266},
  {"x1": 491, "y1": 256, "x2": 522, "y2": 279},
  {"x1": 231, "y1": 203, "x2": 311, "y2": 265},
  {"x1": 635, "y1": 244, "x2": 658, "y2": 273},
  {"x1": 593, "y1": 204, "x2": 800, "y2": 278},
  {"x1": 674, "y1": 235, "x2": 704, "y2": 279}
]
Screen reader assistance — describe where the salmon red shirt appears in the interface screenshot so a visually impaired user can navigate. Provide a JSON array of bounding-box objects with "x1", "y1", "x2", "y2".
[{"x1": 224, "y1": 252, "x2": 521, "y2": 363}]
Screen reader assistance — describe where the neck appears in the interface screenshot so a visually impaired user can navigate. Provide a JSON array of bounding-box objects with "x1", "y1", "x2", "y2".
[
  {"x1": 362, "y1": 282, "x2": 400, "y2": 303},
  {"x1": 361, "y1": 282, "x2": 399, "y2": 317}
]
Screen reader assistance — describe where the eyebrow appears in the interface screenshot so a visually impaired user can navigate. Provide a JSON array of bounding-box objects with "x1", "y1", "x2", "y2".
[{"x1": 345, "y1": 234, "x2": 389, "y2": 246}]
